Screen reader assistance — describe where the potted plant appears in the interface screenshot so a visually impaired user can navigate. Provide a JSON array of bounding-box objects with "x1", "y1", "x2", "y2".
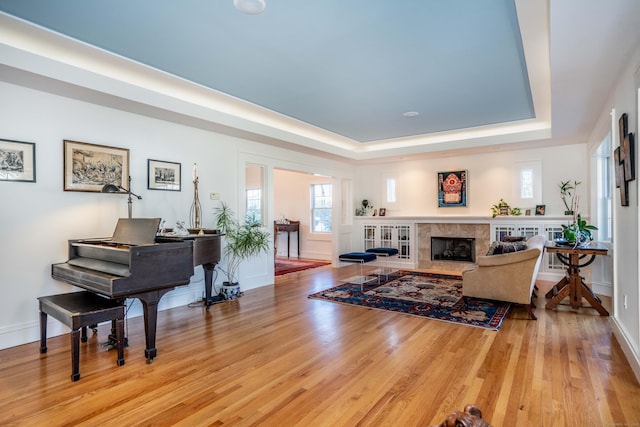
[
  {"x1": 561, "y1": 214, "x2": 598, "y2": 246},
  {"x1": 491, "y1": 199, "x2": 510, "y2": 217},
  {"x1": 214, "y1": 202, "x2": 271, "y2": 300},
  {"x1": 360, "y1": 199, "x2": 374, "y2": 216},
  {"x1": 559, "y1": 180, "x2": 580, "y2": 215}
]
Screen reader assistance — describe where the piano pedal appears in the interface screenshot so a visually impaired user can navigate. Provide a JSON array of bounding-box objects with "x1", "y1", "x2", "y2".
[{"x1": 100, "y1": 334, "x2": 128, "y2": 350}]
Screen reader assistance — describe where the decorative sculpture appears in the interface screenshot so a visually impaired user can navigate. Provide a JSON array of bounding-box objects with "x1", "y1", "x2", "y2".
[{"x1": 616, "y1": 112, "x2": 635, "y2": 206}]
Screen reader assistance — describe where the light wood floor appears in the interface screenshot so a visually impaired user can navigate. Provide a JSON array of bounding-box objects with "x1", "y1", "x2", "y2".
[{"x1": 1, "y1": 265, "x2": 639, "y2": 426}]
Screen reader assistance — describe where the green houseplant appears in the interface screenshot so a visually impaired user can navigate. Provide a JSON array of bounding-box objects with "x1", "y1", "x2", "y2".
[
  {"x1": 559, "y1": 180, "x2": 580, "y2": 215},
  {"x1": 214, "y1": 202, "x2": 270, "y2": 299},
  {"x1": 561, "y1": 214, "x2": 597, "y2": 245},
  {"x1": 491, "y1": 199, "x2": 510, "y2": 218}
]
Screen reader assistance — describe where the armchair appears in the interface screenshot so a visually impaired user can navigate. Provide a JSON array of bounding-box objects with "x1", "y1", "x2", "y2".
[{"x1": 462, "y1": 234, "x2": 546, "y2": 319}]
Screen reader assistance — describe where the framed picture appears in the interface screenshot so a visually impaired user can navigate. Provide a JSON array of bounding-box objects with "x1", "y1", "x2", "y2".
[
  {"x1": 63, "y1": 140, "x2": 129, "y2": 192},
  {"x1": 535, "y1": 205, "x2": 546, "y2": 215},
  {"x1": 379, "y1": 208, "x2": 386, "y2": 217},
  {"x1": 438, "y1": 170, "x2": 467, "y2": 207},
  {"x1": 525, "y1": 209, "x2": 532, "y2": 216},
  {"x1": 0, "y1": 139, "x2": 36, "y2": 182},
  {"x1": 148, "y1": 159, "x2": 181, "y2": 191}
]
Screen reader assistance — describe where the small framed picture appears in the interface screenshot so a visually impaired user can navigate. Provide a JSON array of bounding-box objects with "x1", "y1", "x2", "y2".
[
  {"x1": 379, "y1": 208, "x2": 386, "y2": 216},
  {"x1": 64, "y1": 140, "x2": 129, "y2": 192},
  {"x1": 0, "y1": 139, "x2": 36, "y2": 183},
  {"x1": 535, "y1": 205, "x2": 546, "y2": 215},
  {"x1": 148, "y1": 159, "x2": 181, "y2": 191},
  {"x1": 525, "y1": 209, "x2": 532, "y2": 216}
]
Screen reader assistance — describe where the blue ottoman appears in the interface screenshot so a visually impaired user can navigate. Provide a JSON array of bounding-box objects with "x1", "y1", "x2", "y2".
[
  {"x1": 339, "y1": 252, "x2": 377, "y2": 289},
  {"x1": 366, "y1": 247, "x2": 399, "y2": 280}
]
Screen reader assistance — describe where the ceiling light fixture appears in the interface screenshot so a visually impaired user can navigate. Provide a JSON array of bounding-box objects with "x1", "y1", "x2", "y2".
[
  {"x1": 403, "y1": 111, "x2": 419, "y2": 118},
  {"x1": 234, "y1": 0, "x2": 266, "y2": 15}
]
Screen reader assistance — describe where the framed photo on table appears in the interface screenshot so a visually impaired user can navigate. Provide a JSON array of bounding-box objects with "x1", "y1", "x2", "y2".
[
  {"x1": 148, "y1": 159, "x2": 181, "y2": 191},
  {"x1": 0, "y1": 139, "x2": 36, "y2": 183},
  {"x1": 63, "y1": 140, "x2": 129, "y2": 192}
]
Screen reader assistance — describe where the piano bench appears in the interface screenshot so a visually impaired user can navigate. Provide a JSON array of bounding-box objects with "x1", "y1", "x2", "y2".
[{"x1": 38, "y1": 292, "x2": 125, "y2": 382}]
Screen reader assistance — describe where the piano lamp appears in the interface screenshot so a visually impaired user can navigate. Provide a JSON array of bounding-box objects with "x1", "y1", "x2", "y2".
[{"x1": 101, "y1": 176, "x2": 142, "y2": 219}]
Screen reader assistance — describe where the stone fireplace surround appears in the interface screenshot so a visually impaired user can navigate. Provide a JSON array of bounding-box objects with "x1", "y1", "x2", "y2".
[{"x1": 417, "y1": 223, "x2": 490, "y2": 272}]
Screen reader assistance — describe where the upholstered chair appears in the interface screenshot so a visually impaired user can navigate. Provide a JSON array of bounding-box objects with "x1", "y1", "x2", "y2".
[{"x1": 461, "y1": 234, "x2": 546, "y2": 319}]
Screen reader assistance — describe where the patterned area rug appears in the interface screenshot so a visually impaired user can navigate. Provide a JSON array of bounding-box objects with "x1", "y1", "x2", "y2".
[
  {"x1": 308, "y1": 271, "x2": 511, "y2": 330},
  {"x1": 275, "y1": 258, "x2": 331, "y2": 276}
]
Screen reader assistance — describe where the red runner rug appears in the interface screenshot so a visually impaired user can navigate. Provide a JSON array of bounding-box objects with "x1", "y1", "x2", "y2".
[{"x1": 275, "y1": 258, "x2": 330, "y2": 276}]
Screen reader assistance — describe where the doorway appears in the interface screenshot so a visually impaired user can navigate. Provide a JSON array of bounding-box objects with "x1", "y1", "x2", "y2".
[{"x1": 273, "y1": 169, "x2": 333, "y2": 263}]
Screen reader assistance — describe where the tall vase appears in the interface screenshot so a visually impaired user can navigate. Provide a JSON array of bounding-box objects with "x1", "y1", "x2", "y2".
[{"x1": 190, "y1": 177, "x2": 202, "y2": 230}]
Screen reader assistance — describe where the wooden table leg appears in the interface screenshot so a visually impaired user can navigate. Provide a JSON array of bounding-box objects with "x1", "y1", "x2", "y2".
[
  {"x1": 545, "y1": 275, "x2": 568, "y2": 299},
  {"x1": 569, "y1": 272, "x2": 583, "y2": 309},
  {"x1": 580, "y1": 279, "x2": 609, "y2": 316},
  {"x1": 546, "y1": 283, "x2": 571, "y2": 310}
]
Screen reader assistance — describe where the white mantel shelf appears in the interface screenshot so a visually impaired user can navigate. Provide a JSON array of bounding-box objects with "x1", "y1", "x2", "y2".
[{"x1": 354, "y1": 215, "x2": 574, "y2": 223}]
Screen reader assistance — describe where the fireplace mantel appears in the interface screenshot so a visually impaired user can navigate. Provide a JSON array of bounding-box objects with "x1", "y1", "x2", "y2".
[{"x1": 354, "y1": 215, "x2": 571, "y2": 223}]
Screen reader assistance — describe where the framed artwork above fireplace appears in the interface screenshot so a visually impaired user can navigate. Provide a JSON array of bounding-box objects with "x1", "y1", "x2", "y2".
[{"x1": 437, "y1": 170, "x2": 467, "y2": 207}]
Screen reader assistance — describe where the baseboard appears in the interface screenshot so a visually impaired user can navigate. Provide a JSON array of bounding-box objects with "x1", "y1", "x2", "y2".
[
  {"x1": 591, "y1": 281, "x2": 612, "y2": 297},
  {"x1": 535, "y1": 271, "x2": 563, "y2": 282},
  {"x1": 610, "y1": 317, "x2": 640, "y2": 385}
]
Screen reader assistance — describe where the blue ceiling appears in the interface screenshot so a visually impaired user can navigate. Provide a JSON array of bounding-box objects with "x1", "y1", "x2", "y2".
[{"x1": 0, "y1": 0, "x2": 534, "y2": 143}]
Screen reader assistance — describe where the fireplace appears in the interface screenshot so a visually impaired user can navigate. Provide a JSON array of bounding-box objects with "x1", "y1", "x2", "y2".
[{"x1": 431, "y1": 237, "x2": 475, "y2": 262}]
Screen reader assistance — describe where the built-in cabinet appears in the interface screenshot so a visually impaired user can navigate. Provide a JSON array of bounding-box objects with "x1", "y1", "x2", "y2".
[
  {"x1": 490, "y1": 220, "x2": 567, "y2": 275},
  {"x1": 353, "y1": 216, "x2": 572, "y2": 279},
  {"x1": 360, "y1": 221, "x2": 415, "y2": 267}
]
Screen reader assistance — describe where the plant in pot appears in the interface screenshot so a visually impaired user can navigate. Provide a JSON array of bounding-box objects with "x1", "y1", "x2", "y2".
[
  {"x1": 214, "y1": 202, "x2": 271, "y2": 300},
  {"x1": 490, "y1": 199, "x2": 510, "y2": 217},
  {"x1": 561, "y1": 214, "x2": 598, "y2": 247},
  {"x1": 559, "y1": 180, "x2": 580, "y2": 215}
]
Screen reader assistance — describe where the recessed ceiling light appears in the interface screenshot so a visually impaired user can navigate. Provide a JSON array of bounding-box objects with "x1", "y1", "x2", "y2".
[{"x1": 403, "y1": 111, "x2": 419, "y2": 118}]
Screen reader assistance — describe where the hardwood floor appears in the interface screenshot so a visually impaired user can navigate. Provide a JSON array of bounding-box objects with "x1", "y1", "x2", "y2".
[{"x1": 1, "y1": 265, "x2": 639, "y2": 426}]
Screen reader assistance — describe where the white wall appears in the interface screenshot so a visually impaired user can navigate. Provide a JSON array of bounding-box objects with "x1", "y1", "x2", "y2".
[
  {"x1": 356, "y1": 144, "x2": 589, "y2": 217},
  {"x1": 587, "y1": 44, "x2": 640, "y2": 382}
]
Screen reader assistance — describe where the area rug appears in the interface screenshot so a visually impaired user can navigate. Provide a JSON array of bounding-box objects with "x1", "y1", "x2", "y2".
[
  {"x1": 308, "y1": 271, "x2": 511, "y2": 330},
  {"x1": 275, "y1": 258, "x2": 331, "y2": 276}
]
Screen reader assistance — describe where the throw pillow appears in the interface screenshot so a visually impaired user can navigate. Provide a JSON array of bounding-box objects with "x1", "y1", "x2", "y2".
[
  {"x1": 486, "y1": 241, "x2": 527, "y2": 255},
  {"x1": 501, "y1": 235, "x2": 526, "y2": 242}
]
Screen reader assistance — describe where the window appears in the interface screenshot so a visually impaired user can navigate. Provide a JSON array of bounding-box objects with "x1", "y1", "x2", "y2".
[
  {"x1": 311, "y1": 183, "x2": 332, "y2": 232},
  {"x1": 512, "y1": 160, "x2": 541, "y2": 206},
  {"x1": 246, "y1": 189, "x2": 261, "y2": 224},
  {"x1": 520, "y1": 168, "x2": 533, "y2": 199},
  {"x1": 596, "y1": 134, "x2": 612, "y2": 241},
  {"x1": 386, "y1": 178, "x2": 396, "y2": 203}
]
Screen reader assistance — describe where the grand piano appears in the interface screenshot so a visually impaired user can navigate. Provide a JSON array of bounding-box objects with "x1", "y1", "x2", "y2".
[{"x1": 51, "y1": 218, "x2": 222, "y2": 362}]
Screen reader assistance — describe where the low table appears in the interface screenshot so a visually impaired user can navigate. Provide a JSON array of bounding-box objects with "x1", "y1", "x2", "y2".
[{"x1": 544, "y1": 242, "x2": 609, "y2": 316}]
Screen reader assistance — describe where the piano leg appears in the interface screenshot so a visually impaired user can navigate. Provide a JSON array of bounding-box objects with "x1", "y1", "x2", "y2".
[
  {"x1": 202, "y1": 262, "x2": 224, "y2": 310},
  {"x1": 136, "y1": 289, "x2": 174, "y2": 363}
]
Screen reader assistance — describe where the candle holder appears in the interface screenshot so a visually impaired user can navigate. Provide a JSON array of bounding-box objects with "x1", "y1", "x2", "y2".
[{"x1": 190, "y1": 177, "x2": 202, "y2": 231}]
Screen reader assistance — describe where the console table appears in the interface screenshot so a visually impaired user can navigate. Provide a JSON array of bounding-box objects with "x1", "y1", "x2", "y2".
[
  {"x1": 274, "y1": 221, "x2": 300, "y2": 259},
  {"x1": 544, "y1": 242, "x2": 609, "y2": 316}
]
